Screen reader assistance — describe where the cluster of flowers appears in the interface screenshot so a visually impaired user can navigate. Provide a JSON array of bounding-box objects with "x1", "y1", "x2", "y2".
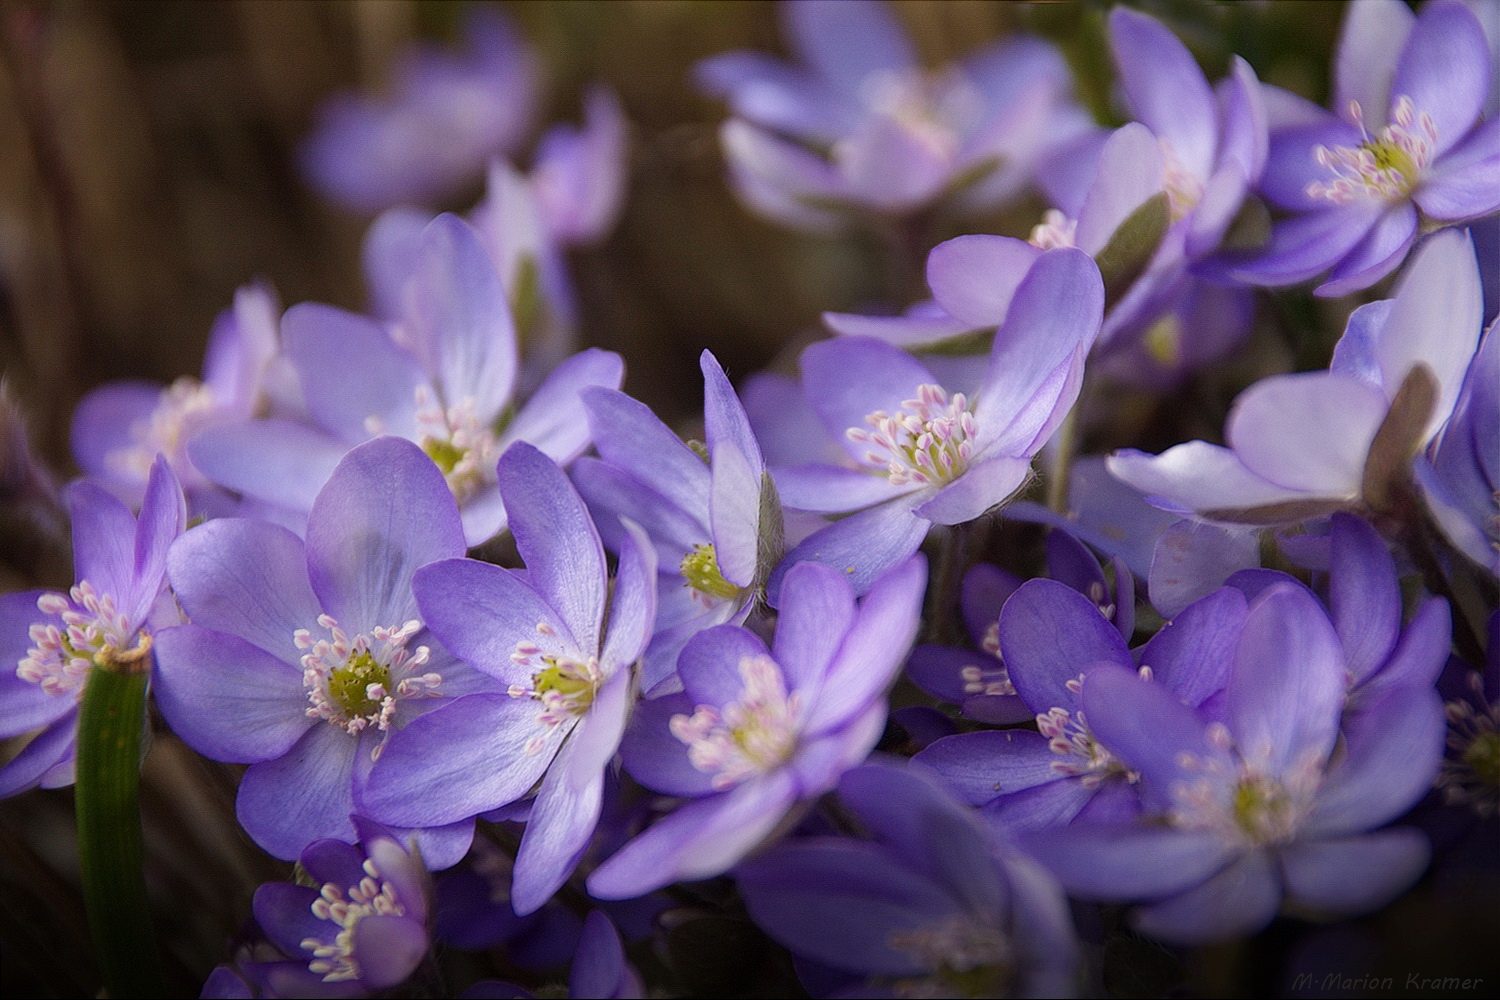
[{"x1": 2, "y1": 1, "x2": 1496, "y2": 996}]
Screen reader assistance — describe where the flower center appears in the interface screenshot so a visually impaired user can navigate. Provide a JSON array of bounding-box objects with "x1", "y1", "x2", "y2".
[
  {"x1": 1168, "y1": 730, "x2": 1322, "y2": 848},
  {"x1": 296, "y1": 615, "x2": 443, "y2": 747},
  {"x1": 847, "y1": 384, "x2": 976, "y2": 487},
  {"x1": 410, "y1": 386, "x2": 500, "y2": 504},
  {"x1": 1439, "y1": 674, "x2": 1500, "y2": 817},
  {"x1": 106, "y1": 377, "x2": 217, "y2": 482},
  {"x1": 670, "y1": 654, "x2": 801, "y2": 791},
  {"x1": 1307, "y1": 97, "x2": 1435, "y2": 204},
  {"x1": 860, "y1": 67, "x2": 979, "y2": 162},
  {"x1": 507, "y1": 626, "x2": 602, "y2": 753},
  {"x1": 18, "y1": 582, "x2": 152, "y2": 697},
  {"x1": 889, "y1": 913, "x2": 1014, "y2": 999},
  {"x1": 679, "y1": 543, "x2": 743, "y2": 604},
  {"x1": 302, "y1": 856, "x2": 408, "y2": 983},
  {"x1": 1028, "y1": 209, "x2": 1077, "y2": 251}
]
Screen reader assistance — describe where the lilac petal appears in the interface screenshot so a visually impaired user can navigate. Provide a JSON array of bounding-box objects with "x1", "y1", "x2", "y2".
[
  {"x1": 1329, "y1": 513, "x2": 1399, "y2": 684},
  {"x1": 69, "y1": 381, "x2": 162, "y2": 483},
  {"x1": 152, "y1": 625, "x2": 309, "y2": 763},
  {"x1": 783, "y1": 0, "x2": 915, "y2": 99},
  {"x1": 1080, "y1": 664, "x2": 1229, "y2": 803},
  {"x1": 129, "y1": 456, "x2": 185, "y2": 618},
  {"x1": 679, "y1": 625, "x2": 772, "y2": 710},
  {"x1": 720, "y1": 120, "x2": 846, "y2": 231},
  {"x1": 1147, "y1": 520, "x2": 1260, "y2": 620},
  {"x1": 1375, "y1": 227, "x2": 1484, "y2": 441},
  {"x1": 599, "y1": 520, "x2": 658, "y2": 676},
  {"x1": 1186, "y1": 163, "x2": 1251, "y2": 259},
  {"x1": 1075, "y1": 124, "x2": 1164, "y2": 256},
  {"x1": 407, "y1": 214, "x2": 517, "y2": 417},
  {"x1": 709, "y1": 441, "x2": 760, "y2": 587},
  {"x1": 572, "y1": 459, "x2": 703, "y2": 564},
  {"x1": 459, "y1": 489, "x2": 509, "y2": 548},
  {"x1": 582, "y1": 387, "x2": 711, "y2": 514},
  {"x1": 737, "y1": 839, "x2": 953, "y2": 977},
  {"x1": 1358, "y1": 596, "x2": 1450, "y2": 696},
  {"x1": 771, "y1": 559, "x2": 856, "y2": 693},
  {"x1": 1217, "y1": 57, "x2": 1268, "y2": 181},
  {"x1": 619, "y1": 692, "x2": 716, "y2": 797},
  {"x1": 0, "y1": 718, "x2": 76, "y2": 798},
  {"x1": 1230, "y1": 583, "x2": 1347, "y2": 775},
  {"x1": 767, "y1": 493, "x2": 930, "y2": 603},
  {"x1": 1334, "y1": 0, "x2": 1414, "y2": 123},
  {"x1": 237, "y1": 723, "x2": 357, "y2": 859},
  {"x1": 977, "y1": 248, "x2": 1103, "y2": 453},
  {"x1": 1107, "y1": 441, "x2": 1313, "y2": 515},
  {"x1": 1132, "y1": 851, "x2": 1279, "y2": 944},
  {"x1": 1109, "y1": 6, "x2": 1216, "y2": 180},
  {"x1": 1305, "y1": 684, "x2": 1444, "y2": 837},
  {"x1": 772, "y1": 463, "x2": 908, "y2": 513},
  {"x1": 67, "y1": 481, "x2": 135, "y2": 603},
  {"x1": 497, "y1": 442, "x2": 606, "y2": 653},
  {"x1": 499, "y1": 349, "x2": 624, "y2": 465},
  {"x1": 982, "y1": 772, "x2": 1093, "y2": 836},
  {"x1": 962, "y1": 694, "x2": 1032, "y2": 725},
  {"x1": 700, "y1": 350, "x2": 762, "y2": 471},
  {"x1": 801, "y1": 337, "x2": 938, "y2": 459},
  {"x1": 253, "y1": 882, "x2": 328, "y2": 956},
  {"x1": 1417, "y1": 116, "x2": 1500, "y2": 219},
  {"x1": 914, "y1": 455, "x2": 1031, "y2": 525},
  {"x1": 1394, "y1": 1, "x2": 1490, "y2": 158},
  {"x1": 1280, "y1": 829, "x2": 1429, "y2": 915},
  {"x1": 803, "y1": 554, "x2": 926, "y2": 734},
  {"x1": 785, "y1": 699, "x2": 885, "y2": 793},
  {"x1": 1230, "y1": 204, "x2": 1382, "y2": 286},
  {"x1": 413, "y1": 558, "x2": 574, "y2": 685},
  {"x1": 283, "y1": 303, "x2": 423, "y2": 443},
  {"x1": 960, "y1": 563, "x2": 1019, "y2": 642},
  {"x1": 305, "y1": 436, "x2": 465, "y2": 635},
  {"x1": 695, "y1": 52, "x2": 846, "y2": 139},
  {"x1": 1137, "y1": 585, "x2": 1246, "y2": 706},
  {"x1": 1315, "y1": 203, "x2": 1417, "y2": 298},
  {"x1": 1330, "y1": 300, "x2": 1395, "y2": 392},
  {"x1": 352, "y1": 915, "x2": 428, "y2": 989},
  {"x1": 822, "y1": 307, "x2": 972, "y2": 347},
  {"x1": 571, "y1": 912, "x2": 627, "y2": 999},
  {"x1": 511, "y1": 674, "x2": 629, "y2": 915},
  {"x1": 355, "y1": 818, "x2": 428, "y2": 921},
  {"x1": 362, "y1": 694, "x2": 561, "y2": 826},
  {"x1": 1020, "y1": 823, "x2": 1234, "y2": 900},
  {"x1": 167, "y1": 518, "x2": 322, "y2": 662},
  {"x1": 904, "y1": 643, "x2": 992, "y2": 705},
  {"x1": 189, "y1": 419, "x2": 348, "y2": 513},
  {"x1": 1260, "y1": 119, "x2": 1363, "y2": 212},
  {"x1": 925, "y1": 235, "x2": 1040, "y2": 328},
  {"x1": 913, "y1": 730, "x2": 1057, "y2": 805},
  {"x1": 1227, "y1": 372, "x2": 1386, "y2": 495},
  {"x1": 362, "y1": 206, "x2": 430, "y2": 320},
  {"x1": 0, "y1": 591, "x2": 75, "y2": 738},
  {"x1": 998, "y1": 578, "x2": 1131, "y2": 711}
]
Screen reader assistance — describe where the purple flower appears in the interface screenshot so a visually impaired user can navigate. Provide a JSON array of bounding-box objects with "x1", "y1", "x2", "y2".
[
  {"x1": 300, "y1": 7, "x2": 539, "y2": 213},
  {"x1": 0, "y1": 456, "x2": 184, "y2": 796},
  {"x1": 153, "y1": 436, "x2": 488, "y2": 865},
  {"x1": 531, "y1": 87, "x2": 629, "y2": 248},
  {"x1": 573, "y1": 350, "x2": 782, "y2": 695},
  {"x1": 697, "y1": 0, "x2": 1083, "y2": 229},
  {"x1": 233, "y1": 817, "x2": 432, "y2": 998},
  {"x1": 1022, "y1": 582, "x2": 1442, "y2": 943},
  {"x1": 1108, "y1": 227, "x2": 1486, "y2": 524},
  {"x1": 586, "y1": 555, "x2": 926, "y2": 900},
  {"x1": 71, "y1": 282, "x2": 284, "y2": 517},
  {"x1": 771, "y1": 246, "x2": 1102, "y2": 596},
  {"x1": 459, "y1": 911, "x2": 643, "y2": 1000},
  {"x1": 362, "y1": 442, "x2": 658, "y2": 915},
  {"x1": 736, "y1": 759, "x2": 1078, "y2": 998},
  {"x1": 190, "y1": 214, "x2": 622, "y2": 545},
  {"x1": 1232, "y1": 0, "x2": 1498, "y2": 296}
]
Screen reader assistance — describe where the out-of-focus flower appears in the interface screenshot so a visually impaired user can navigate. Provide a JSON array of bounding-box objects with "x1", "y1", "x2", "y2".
[
  {"x1": 531, "y1": 87, "x2": 630, "y2": 248},
  {"x1": 1023, "y1": 582, "x2": 1441, "y2": 943},
  {"x1": 71, "y1": 283, "x2": 285, "y2": 517},
  {"x1": 301, "y1": 7, "x2": 539, "y2": 213},
  {"x1": 0, "y1": 456, "x2": 183, "y2": 796},
  {"x1": 459, "y1": 911, "x2": 644, "y2": 1000},
  {"x1": 573, "y1": 350, "x2": 782, "y2": 696},
  {"x1": 737, "y1": 759, "x2": 1079, "y2": 998},
  {"x1": 190, "y1": 215, "x2": 622, "y2": 545},
  {"x1": 364, "y1": 443, "x2": 658, "y2": 916},
  {"x1": 153, "y1": 437, "x2": 488, "y2": 865},
  {"x1": 587, "y1": 555, "x2": 926, "y2": 899},
  {"x1": 771, "y1": 247, "x2": 1102, "y2": 596},
  {"x1": 1231, "y1": 0, "x2": 1498, "y2": 296},
  {"x1": 1109, "y1": 227, "x2": 1486, "y2": 524},
  {"x1": 697, "y1": 0, "x2": 1084, "y2": 230}
]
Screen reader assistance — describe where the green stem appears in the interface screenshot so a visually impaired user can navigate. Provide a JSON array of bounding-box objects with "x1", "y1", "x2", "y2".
[
  {"x1": 76, "y1": 661, "x2": 164, "y2": 999},
  {"x1": 1046, "y1": 391, "x2": 1085, "y2": 515}
]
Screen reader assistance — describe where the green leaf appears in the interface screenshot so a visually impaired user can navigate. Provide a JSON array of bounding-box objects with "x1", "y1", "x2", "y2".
[{"x1": 1096, "y1": 192, "x2": 1170, "y2": 309}]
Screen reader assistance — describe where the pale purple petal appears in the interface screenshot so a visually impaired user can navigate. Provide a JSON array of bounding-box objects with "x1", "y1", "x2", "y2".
[
  {"x1": 822, "y1": 304, "x2": 972, "y2": 348},
  {"x1": 0, "y1": 719, "x2": 75, "y2": 798},
  {"x1": 1416, "y1": 116, "x2": 1500, "y2": 219},
  {"x1": 925, "y1": 235, "x2": 1040, "y2": 328},
  {"x1": 69, "y1": 381, "x2": 161, "y2": 483},
  {"x1": 783, "y1": 0, "x2": 915, "y2": 99},
  {"x1": 189, "y1": 419, "x2": 348, "y2": 513},
  {"x1": 497, "y1": 442, "x2": 606, "y2": 653},
  {"x1": 709, "y1": 442, "x2": 760, "y2": 588},
  {"x1": 1230, "y1": 204, "x2": 1383, "y2": 286},
  {"x1": 237, "y1": 723, "x2": 358, "y2": 859},
  {"x1": 773, "y1": 464, "x2": 908, "y2": 514},
  {"x1": 353, "y1": 915, "x2": 428, "y2": 990},
  {"x1": 1279, "y1": 830, "x2": 1429, "y2": 915},
  {"x1": 1334, "y1": 0, "x2": 1414, "y2": 122},
  {"x1": 1109, "y1": 6, "x2": 1216, "y2": 180},
  {"x1": 1107, "y1": 441, "x2": 1315, "y2": 515},
  {"x1": 998, "y1": 579, "x2": 1131, "y2": 711},
  {"x1": 1356, "y1": 596, "x2": 1451, "y2": 697},
  {"x1": 598, "y1": 521, "x2": 658, "y2": 676},
  {"x1": 499, "y1": 349, "x2": 624, "y2": 465},
  {"x1": 801, "y1": 337, "x2": 938, "y2": 459},
  {"x1": 914, "y1": 455, "x2": 1031, "y2": 525},
  {"x1": 572, "y1": 459, "x2": 702, "y2": 565},
  {"x1": 413, "y1": 558, "x2": 574, "y2": 685},
  {"x1": 1393, "y1": 1, "x2": 1490, "y2": 157},
  {"x1": 720, "y1": 120, "x2": 846, "y2": 230},
  {"x1": 1137, "y1": 585, "x2": 1246, "y2": 706},
  {"x1": 1147, "y1": 520, "x2": 1260, "y2": 619},
  {"x1": 1075, "y1": 124, "x2": 1164, "y2": 255},
  {"x1": 768, "y1": 493, "x2": 930, "y2": 602},
  {"x1": 1021, "y1": 823, "x2": 1235, "y2": 900},
  {"x1": 570, "y1": 911, "x2": 628, "y2": 999},
  {"x1": 679, "y1": 625, "x2": 772, "y2": 710},
  {"x1": 1315, "y1": 203, "x2": 1417, "y2": 298},
  {"x1": 583, "y1": 387, "x2": 711, "y2": 517},
  {"x1": 1132, "y1": 851, "x2": 1280, "y2": 944},
  {"x1": 1080, "y1": 664, "x2": 1229, "y2": 802},
  {"x1": 771, "y1": 559, "x2": 857, "y2": 693},
  {"x1": 283, "y1": 303, "x2": 423, "y2": 443},
  {"x1": 619, "y1": 692, "x2": 716, "y2": 797},
  {"x1": 67, "y1": 481, "x2": 135, "y2": 603},
  {"x1": 700, "y1": 350, "x2": 762, "y2": 469},
  {"x1": 1329, "y1": 513, "x2": 1400, "y2": 683},
  {"x1": 305, "y1": 436, "x2": 465, "y2": 635},
  {"x1": 913, "y1": 730, "x2": 1057, "y2": 806},
  {"x1": 1226, "y1": 372, "x2": 1386, "y2": 495}
]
